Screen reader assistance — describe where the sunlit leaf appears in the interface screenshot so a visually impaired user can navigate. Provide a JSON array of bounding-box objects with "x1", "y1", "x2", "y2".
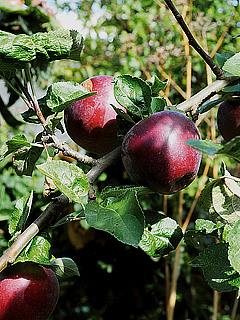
[
  {"x1": 15, "y1": 232, "x2": 52, "y2": 266},
  {"x1": 114, "y1": 74, "x2": 152, "y2": 117},
  {"x1": 38, "y1": 81, "x2": 97, "y2": 113},
  {"x1": 228, "y1": 220, "x2": 240, "y2": 274},
  {"x1": 8, "y1": 191, "x2": 33, "y2": 236},
  {"x1": 139, "y1": 211, "x2": 183, "y2": 257},
  {"x1": 37, "y1": 160, "x2": 89, "y2": 206},
  {"x1": 146, "y1": 76, "x2": 168, "y2": 96},
  {"x1": 223, "y1": 52, "x2": 240, "y2": 76}
]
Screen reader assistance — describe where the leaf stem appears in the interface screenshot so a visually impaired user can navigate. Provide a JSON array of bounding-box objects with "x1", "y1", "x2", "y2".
[
  {"x1": 164, "y1": 0, "x2": 225, "y2": 79},
  {"x1": 3, "y1": 77, "x2": 31, "y2": 108},
  {"x1": 14, "y1": 73, "x2": 51, "y2": 133},
  {"x1": 14, "y1": 75, "x2": 35, "y2": 109}
]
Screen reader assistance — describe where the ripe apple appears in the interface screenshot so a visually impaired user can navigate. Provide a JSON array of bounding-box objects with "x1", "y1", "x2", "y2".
[
  {"x1": 217, "y1": 100, "x2": 240, "y2": 141},
  {"x1": 0, "y1": 262, "x2": 59, "y2": 320},
  {"x1": 121, "y1": 110, "x2": 202, "y2": 195},
  {"x1": 64, "y1": 75, "x2": 125, "y2": 155}
]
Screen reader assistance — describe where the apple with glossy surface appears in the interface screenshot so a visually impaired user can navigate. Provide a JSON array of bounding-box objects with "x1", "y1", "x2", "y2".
[
  {"x1": 64, "y1": 75, "x2": 125, "y2": 155},
  {"x1": 121, "y1": 110, "x2": 202, "y2": 195},
  {"x1": 217, "y1": 100, "x2": 240, "y2": 141},
  {"x1": 0, "y1": 262, "x2": 59, "y2": 320}
]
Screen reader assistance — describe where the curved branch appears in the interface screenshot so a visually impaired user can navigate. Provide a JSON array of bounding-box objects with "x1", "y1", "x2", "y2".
[
  {"x1": 87, "y1": 146, "x2": 122, "y2": 201},
  {"x1": 87, "y1": 146, "x2": 121, "y2": 183},
  {"x1": 0, "y1": 194, "x2": 70, "y2": 273}
]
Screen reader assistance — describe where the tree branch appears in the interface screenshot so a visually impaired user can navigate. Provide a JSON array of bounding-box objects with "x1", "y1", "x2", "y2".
[
  {"x1": 176, "y1": 77, "x2": 239, "y2": 113},
  {"x1": 87, "y1": 146, "x2": 122, "y2": 201},
  {"x1": 86, "y1": 146, "x2": 121, "y2": 183},
  {"x1": 47, "y1": 135, "x2": 97, "y2": 167},
  {"x1": 0, "y1": 141, "x2": 121, "y2": 272},
  {"x1": 0, "y1": 194, "x2": 70, "y2": 273},
  {"x1": 164, "y1": 0, "x2": 225, "y2": 79}
]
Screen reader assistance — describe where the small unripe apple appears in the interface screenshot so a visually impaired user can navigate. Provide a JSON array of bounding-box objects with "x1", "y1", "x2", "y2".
[
  {"x1": 0, "y1": 262, "x2": 59, "y2": 320},
  {"x1": 64, "y1": 75, "x2": 125, "y2": 155},
  {"x1": 217, "y1": 100, "x2": 240, "y2": 141},
  {"x1": 121, "y1": 111, "x2": 202, "y2": 195}
]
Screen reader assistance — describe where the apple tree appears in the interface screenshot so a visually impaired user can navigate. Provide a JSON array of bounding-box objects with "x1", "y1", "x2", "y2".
[{"x1": 1, "y1": 0, "x2": 240, "y2": 319}]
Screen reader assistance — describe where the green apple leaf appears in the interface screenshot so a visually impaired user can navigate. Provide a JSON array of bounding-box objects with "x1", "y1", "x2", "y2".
[
  {"x1": 186, "y1": 137, "x2": 240, "y2": 162},
  {"x1": 186, "y1": 139, "x2": 222, "y2": 159},
  {"x1": 191, "y1": 243, "x2": 240, "y2": 292},
  {"x1": 38, "y1": 81, "x2": 97, "y2": 113},
  {"x1": 228, "y1": 219, "x2": 240, "y2": 274},
  {"x1": 184, "y1": 219, "x2": 224, "y2": 248},
  {"x1": 14, "y1": 232, "x2": 52, "y2": 266},
  {"x1": 222, "y1": 52, "x2": 240, "y2": 76},
  {"x1": 150, "y1": 96, "x2": 167, "y2": 114},
  {"x1": 216, "y1": 52, "x2": 235, "y2": 68},
  {"x1": 0, "y1": 134, "x2": 43, "y2": 175},
  {"x1": 114, "y1": 74, "x2": 152, "y2": 117},
  {"x1": 9, "y1": 191, "x2": 33, "y2": 236},
  {"x1": 221, "y1": 83, "x2": 240, "y2": 93},
  {"x1": 146, "y1": 76, "x2": 168, "y2": 96},
  {"x1": 0, "y1": 134, "x2": 30, "y2": 161},
  {"x1": 0, "y1": 57, "x2": 16, "y2": 79},
  {"x1": 195, "y1": 219, "x2": 225, "y2": 234},
  {"x1": 12, "y1": 144, "x2": 43, "y2": 176},
  {"x1": 100, "y1": 185, "x2": 154, "y2": 200},
  {"x1": 37, "y1": 160, "x2": 89, "y2": 207},
  {"x1": 200, "y1": 173, "x2": 240, "y2": 225},
  {"x1": 85, "y1": 191, "x2": 145, "y2": 247},
  {"x1": 139, "y1": 211, "x2": 183, "y2": 257},
  {"x1": 0, "y1": 29, "x2": 84, "y2": 79},
  {"x1": 212, "y1": 179, "x2": 240, "y2": 225},
  {"x1": 51, "y1": 257, "x2": 80, "y2": 279}
]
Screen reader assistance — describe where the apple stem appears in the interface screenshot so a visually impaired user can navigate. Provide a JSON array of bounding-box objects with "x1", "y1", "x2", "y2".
[{"x1": 164, "y1": 0, "x2": 225, "y2": 80}]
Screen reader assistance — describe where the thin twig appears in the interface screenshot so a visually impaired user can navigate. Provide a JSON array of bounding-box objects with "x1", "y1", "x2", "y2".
[
  {"x1": 87, "y1": 146, "x2": 121, "y2": 184},
  {"x1": 164, "y1": 0, "x2": 225, "y2": 79},
  {"x1": 231, "y1": 291, "x2": 239, "y2": 320},
  {"x1": 48, "y1": 135, "x2": 97, "y2": 167}
]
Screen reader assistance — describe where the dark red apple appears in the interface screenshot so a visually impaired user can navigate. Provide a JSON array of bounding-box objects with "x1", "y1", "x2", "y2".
[
  {"x1": 217, "y1": 100, "x2": 240, "y2": 141},
  {"x1": 64, "y1": 75, "x2": 125, "y2": 155},
  {"x1": 0, "y1": 262, "x2": 59, "y2": 320},
  {"x1": 121, "y1": 110, "x2": 202, "y2": 195}
]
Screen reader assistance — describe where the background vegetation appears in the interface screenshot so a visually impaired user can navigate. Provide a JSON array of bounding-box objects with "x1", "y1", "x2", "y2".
[{"x1": 1, "y1": 0, "x2": 240, "y2": 319}]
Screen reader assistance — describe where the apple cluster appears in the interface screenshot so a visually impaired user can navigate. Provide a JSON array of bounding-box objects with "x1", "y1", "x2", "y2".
[{"x1": 64, "y1": 75, "x2": 202, "y2": 195}]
